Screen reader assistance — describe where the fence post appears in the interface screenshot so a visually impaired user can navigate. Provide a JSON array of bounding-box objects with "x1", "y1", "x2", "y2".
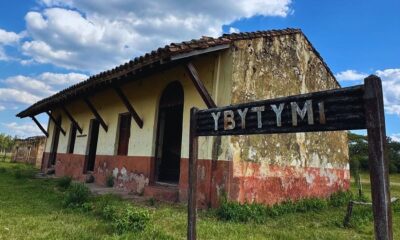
[
  {"x1": 188, "y1": 107, "x2": 199, "y2": 240},
  {"x1": 364, "y1": 75, "x2": 392, "y2": 240}
]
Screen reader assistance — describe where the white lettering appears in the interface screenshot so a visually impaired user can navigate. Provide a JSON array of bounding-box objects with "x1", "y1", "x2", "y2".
[
  {"x1": 251, "y1": 106, "x2": 265, "y2": 128},
  {"x1": 224, "y1": 110, "x2": 235, "y2": 130},
  {"x1": 290, "y1": 100, "x2": 314, "y2": 126},
  {"x1": 271, "y1": 103, "x2": 285, "y2": 127},
  {"x1": 211, "y1": 112, "x2": 221, "y2": 131}
]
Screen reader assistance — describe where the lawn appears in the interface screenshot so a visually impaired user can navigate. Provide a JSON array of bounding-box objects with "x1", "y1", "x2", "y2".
[{"x1": 0, "y1": 162, "x2": 399, "y2": 240}]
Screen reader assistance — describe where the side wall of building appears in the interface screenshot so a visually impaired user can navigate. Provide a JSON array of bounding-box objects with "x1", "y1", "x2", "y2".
[{"x1": 227, "y1": 33, "x2": 350, "y2": 205}]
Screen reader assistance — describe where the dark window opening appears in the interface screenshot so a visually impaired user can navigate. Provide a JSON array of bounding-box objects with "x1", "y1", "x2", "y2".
[
  {"x1": 155, "y1": 81, "x2": 184, "y2": 184},
  {"x1": 117, "y1": 113, "x2": 131, "y2": 156},
  {"x1": 85, "y1": 119, "x2": 99, "y2": 172},
  {"x1": 68, "y1": 123, "x2": 77, "y2": 154},
  {"x1": 49, "y1": 115, "x2": 61, "y2": 167}
]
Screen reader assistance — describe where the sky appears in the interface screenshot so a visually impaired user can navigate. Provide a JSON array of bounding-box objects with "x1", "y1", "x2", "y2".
[{"x1": 0, "y1": 0, "x2": 399, "y2": 140}]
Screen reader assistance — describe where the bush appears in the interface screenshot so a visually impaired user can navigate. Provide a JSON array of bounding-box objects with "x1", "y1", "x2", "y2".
[
  {"x1": 329, "y1": 190, "x2": 354, "y2": 207},
  {"x1": 295, "y1": 198, "x2": 328, "y2": 212},
  {"x1": 110, "y1": 203, "x2": 150, "y2": 234},
  {"x1": 63, "y1": 183, "x2": 91, "y2": 208},
  {"x1": 106, "y1": 175, "x2": 114, "y2": 187},
  {"x1": 57, "y1": 176, "x2": 72, "y2": 190}
]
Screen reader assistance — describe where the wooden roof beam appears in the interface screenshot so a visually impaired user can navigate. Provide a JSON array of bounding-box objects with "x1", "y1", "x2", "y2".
[
  {"x1": 114, "y1": 86, "x2": 143, "y2": 128},
  {"x1": 46, "y1": 111, "x2": 66, "y2": 135},
  {"x1": 83, "y1": 97, "x2": 108, "y2": 132},
  {"x1": 185, "y1": 62, "x2": 217, "y2": 109},
  {"x1": 62, "y1": 106, "x2": 83, "y2": 134},
  {"x1": 30, "y1": 115, "x2": 48, "y2": 137}
]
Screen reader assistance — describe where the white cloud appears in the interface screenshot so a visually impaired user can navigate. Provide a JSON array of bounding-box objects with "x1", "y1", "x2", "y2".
[
  {"x1": 0, "y1": 105, "x2": 5, "y2": 111},
  {"x1": 0, "y1": 72, "x2": 88, "y2": 110},
  {"x1": 335, "y1": 70, "x2": 368, "y2": 81},
  {"x1": 0, "y1": 28, "x2": 25, "y2": 61},
  {"x1": 391, "y1": 133, "x2": 400, "y2": 142},
  {"x1": 4, "y1": 75, "x2": 55, "y2": 97},
  {"x1": 229, "y1": 27, "x2": 240, "y2": 33},
  {"x1": 336, "y1": 68, "x2": 400, "y2": 117},
  {"x1": 3, "y1": 122, "x2": 46, "y2": 138},
  {"x1": 0, "y1": 88, "x2": 42, "y2": 105},
  {"x1": 377, "y1": 69, "x2": 400, "y2": 116},
  {"x1": 0, "y1": 28, "x2": 22, "y2": 45},
  {"x1": 22, "y1": 0, "x2": 292, "y2": 72},
  {"x1": 38, "y1": 72, "x2": 88, "y2": 85}
]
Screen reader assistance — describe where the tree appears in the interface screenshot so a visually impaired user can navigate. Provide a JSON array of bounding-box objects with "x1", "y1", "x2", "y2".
[
  {"x1": 0, "y1": 133, "x2": 16, "y2": 161},
  {"x1": 348, "y1": 132, "x2": 400, "y2": 174}
]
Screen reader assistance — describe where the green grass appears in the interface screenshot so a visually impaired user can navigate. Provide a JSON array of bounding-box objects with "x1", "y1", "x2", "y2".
[{"x1": 0, "y1": 162, "x2": 399, "y2": 240}]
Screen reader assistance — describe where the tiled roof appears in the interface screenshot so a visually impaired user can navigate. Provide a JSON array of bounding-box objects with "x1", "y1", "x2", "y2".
[{"x1": 17, "y1": 28, "x2": 335, "y2": 117}]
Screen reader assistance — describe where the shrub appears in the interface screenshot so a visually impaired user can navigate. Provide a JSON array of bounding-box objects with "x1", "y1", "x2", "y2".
[
  {"x1": 63, "y1": 183, "x2": 91, "y2": 208},
  {"x1": 347, "y1": 205, "x2": 374, "y2": 228},
  {"x1": 110, "y1": 204, "x2": 150, "y2": 234},
  {"x1": 295, "y1": 198, "x2": 328, "y2": 212},
  {"x1": 57, "y1": 176, "x2": 72, "y2": 190},
  {"x1": 106, "y1": 175, "x2": 114, "y2": 187},
  {"x1": 329, "y1": 190, "x2": 354, "y2": 207}
]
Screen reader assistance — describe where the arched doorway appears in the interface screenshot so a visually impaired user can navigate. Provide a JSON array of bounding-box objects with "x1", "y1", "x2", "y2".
[{"x1": 155, "y1": 81, "x2": 184, "y2": 184}]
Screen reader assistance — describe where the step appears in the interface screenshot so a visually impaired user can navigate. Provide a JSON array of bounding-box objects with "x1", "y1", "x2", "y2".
[{"x1": 143, "y1": 184, "x2": 179, "y2": 202}]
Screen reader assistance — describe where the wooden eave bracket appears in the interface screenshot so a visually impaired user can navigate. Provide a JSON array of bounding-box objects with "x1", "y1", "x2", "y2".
[
  {"x1": 114, "y1": 86, "x2": 144, "y2": 128},
  {"x1": 30, "y1": 115, "x2": 48, "y2": 137},
  {"x1": 46, "y1": 111, "x2": 66, "y2": 135},
  {"x1": 185, "y1": 62, "x2": 217, "y2": 109},
  {"x1": 83, "y1": 97, "x2": 108, "y2": 132},
  {"x1": 62, "y1": 106, "x2": 83, "y2": 134}
]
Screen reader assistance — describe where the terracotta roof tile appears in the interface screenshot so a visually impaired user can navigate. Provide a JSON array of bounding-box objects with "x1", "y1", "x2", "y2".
[{"x1": 17, "y1": 28, "x2": 336, "y2": 118}]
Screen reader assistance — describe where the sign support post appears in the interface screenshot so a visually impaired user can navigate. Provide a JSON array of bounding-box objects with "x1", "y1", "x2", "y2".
[
  {"x1": 188, "y1": 107, "x2": 199, "y2": 240},
  {"x1": 364, "y1": 75, "x2": 392, "y2": 240}
]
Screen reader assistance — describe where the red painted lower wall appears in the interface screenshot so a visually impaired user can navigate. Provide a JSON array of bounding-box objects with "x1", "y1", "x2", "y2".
[
  {"x1": 41, "y1": 152, "x2": 349, "y2": 208},
  {"x1": 230, "y1": 162, "x2": 350, "y2": 205}
]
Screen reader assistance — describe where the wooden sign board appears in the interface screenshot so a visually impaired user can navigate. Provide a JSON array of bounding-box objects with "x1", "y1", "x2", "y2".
[
  {"x1": 195, "y1": 85, "x2": 365, "y2": 136},
  {"x1": 187, "y1": 75, "x2": 392, "y2": 240}
]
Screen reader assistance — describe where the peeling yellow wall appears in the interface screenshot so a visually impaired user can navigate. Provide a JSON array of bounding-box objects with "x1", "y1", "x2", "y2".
[
  {"x1": 229, "y1": 33, "x2": 349, "y2": 173},
  {"x1": 45, "y1": 52, "x2": 233, "y2": 161}
]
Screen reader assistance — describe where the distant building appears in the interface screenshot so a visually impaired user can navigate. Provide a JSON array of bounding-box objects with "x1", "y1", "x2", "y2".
[
  {"x1": 17, "y1": 29, "x2": 349, "y2": 207},
  {"x1": 12, "y1": 136, "x2": 46, "y2": 168}
]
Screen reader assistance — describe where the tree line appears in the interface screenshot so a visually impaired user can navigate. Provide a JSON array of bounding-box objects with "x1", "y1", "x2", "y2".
[{"x1": 349, "y1": 132, "x2": 400, "y2": 174}]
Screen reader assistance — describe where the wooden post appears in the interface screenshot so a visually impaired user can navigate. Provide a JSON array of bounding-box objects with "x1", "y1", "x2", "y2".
[
  {"x1": 114, "y1": 86, "x2": 143, "y2": 128},
  {"x1": 84, "y1": 97, "x2": 108, "y2": 132},
  {"x1": 30, "y1": 115, "x2": 48, "y2": 137},
  {"x1": 188, "y1": 107, "x2": 198, "y2": 240},
  {"x1": 62, "y1": 106, "x2": 83, "y2": 134},
  {"x1": 364, "y1": 75, "x2": 392, "y2": 240},
  {"x1": 186, "y1": 62, "x2": 217, "y2": 109},
  {"x1": 46, "y1": 111, "x2": 66, "y2": 135}
]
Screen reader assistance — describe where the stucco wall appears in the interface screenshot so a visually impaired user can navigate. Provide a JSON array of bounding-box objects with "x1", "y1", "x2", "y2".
[
  {"x1": 227, "y1": 33, "x2": 349, "y2": 204},
  {"x1": 44, "y1": 53, "x2": 232, "y2": 161}
]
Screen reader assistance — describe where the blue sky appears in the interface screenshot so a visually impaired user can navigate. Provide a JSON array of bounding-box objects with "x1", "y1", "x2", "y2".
[{"x1": 0, "y1": 0, "x2": 399, "y2": 140}]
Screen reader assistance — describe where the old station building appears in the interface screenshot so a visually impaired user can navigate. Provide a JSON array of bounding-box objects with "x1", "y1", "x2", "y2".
[{"x1": 17, "y1": 29, "x2": 349, "y2": 208}]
